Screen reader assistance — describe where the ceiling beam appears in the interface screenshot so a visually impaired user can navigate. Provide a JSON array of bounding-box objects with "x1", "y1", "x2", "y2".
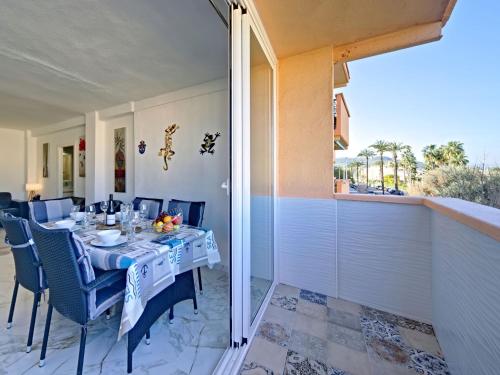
[
  {"x1": 333, "y1": 22, "x2": 442, "y2": 63},
  {"x1": 442, "y1": 0, "x2": 457, "y2": 26}
]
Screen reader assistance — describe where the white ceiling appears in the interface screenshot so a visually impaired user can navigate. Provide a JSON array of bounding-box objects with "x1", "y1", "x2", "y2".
[{"x1": 0, "y1": 0, "x2": 228, "y2": 130}]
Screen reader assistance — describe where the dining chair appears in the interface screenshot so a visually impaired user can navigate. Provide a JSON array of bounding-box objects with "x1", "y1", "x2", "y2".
[
  {"x1": 28, "y1": 197, "x2": 74, "y2": 223},
  {"x1": 132, "y1": 197, "x2": 163, "y2": 219},
  {"x1": 29, "y1": 221, "x2": 126, "y2": 375},
  {"x1": 167, "y1": 199, "x2": 206, "y2": 293},
  {"x1": 0, "y1": 213, "x2": 47, "y2": 353}
]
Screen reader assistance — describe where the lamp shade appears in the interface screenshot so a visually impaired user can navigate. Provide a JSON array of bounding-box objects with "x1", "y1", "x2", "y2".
[{"x1": 25, "y1": 183, "x2": 42, "y2": 192}]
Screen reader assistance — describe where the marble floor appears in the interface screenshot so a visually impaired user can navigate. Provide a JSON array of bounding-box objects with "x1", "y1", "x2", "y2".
[
  {"x1": 241, "y1": 284, "x2": 450, "y2": 375},
  {"x1": 0, "y1": 230, "x2": 230, "y2": 375}
]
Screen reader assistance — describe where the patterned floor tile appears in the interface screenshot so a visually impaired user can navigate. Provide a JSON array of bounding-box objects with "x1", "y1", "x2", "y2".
[
  {"x1": 264, "y1": 304, "x2": 297, "y2": 328},
  {"x1": 326, "y1": 341, "x2": 372, "y2": 375},
  {"x1": 399, "y1": 327, "x2": 443, "y2": 358},
  {"x1": 294, "y1": 311, "x2": 329, "y2": 340},
  {"x1": 361, "y1": 306, "x2": 434, "y2": 335},
  {"x1": 275, "y1": 284, "x2": 300, "y2": 298},
  {"x1": 327, "y1": 307, "x2": 362, "y2": 331},
  {"x1": 271, "y1": 293, "x2": 298, "y2": 311},
  {"x1": 284, "y1": 350, "x2": 350, "y2": 375},
  {"x1": 257, "y1": 321, "x2": 291, "y2": 347},
  {"x1": 365, "y1": 336, "x2": 410, "y2": 365},
  {"x1": 245, "y1": 337, "x2": 288, "y2": 374},
  {"x1": 327, "y1": 324, "x2": 366, "y2": 352},
  {"x1": 240, "y1": 362, "x2": 274, "y2": 375},
  {"x1": 299, "y1": 289, "x2": 327, "y2": 306},
  {"x1": 327, "y1": 297, "x2": 362, "y2": 316},
  {"x1": 288, "y1": 330, "x2": 328, "y2": 364},
  {"x1": 296, "y1": 299, "x2": 328, "y2": 321},
  {"x1": 408, "y1": 350, "x2": 450, "y2": 375}
]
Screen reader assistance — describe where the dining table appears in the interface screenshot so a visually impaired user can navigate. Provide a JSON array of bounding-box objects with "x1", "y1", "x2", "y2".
[{"x1": 42, "y1": 216, "x2": 221, "y2": 339}]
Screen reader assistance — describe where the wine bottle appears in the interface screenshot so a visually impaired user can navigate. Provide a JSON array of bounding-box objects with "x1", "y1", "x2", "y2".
[{"x1": 106, "y1": 194, "x2": 116, "y2": 226}]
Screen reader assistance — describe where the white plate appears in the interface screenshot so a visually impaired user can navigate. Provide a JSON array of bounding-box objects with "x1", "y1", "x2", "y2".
[{"x1": 90, "y1": 237, "x2": 127, "y2": 248}]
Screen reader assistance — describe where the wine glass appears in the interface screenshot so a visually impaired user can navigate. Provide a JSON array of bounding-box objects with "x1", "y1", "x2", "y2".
[
  {"x1": 129, "y1": 211, "x2": 141, "y2": 241},
  {"x1": 139, "y1": 202, "x2": 149, "y2": 224},
  {"x1": 86, "y1": 204, "x2": 96, "y2": 225},
  {"x1": 100, "y1": 201, "x2": 108, "y2": 223}
]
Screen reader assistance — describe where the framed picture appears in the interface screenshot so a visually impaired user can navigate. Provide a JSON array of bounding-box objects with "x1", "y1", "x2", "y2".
[
  {"x1": 42, "y1": 143, "x2": 49, "y2": 178},
  {"x1": 114, "y1": 127, "x2": 126, "y2": 192},
  {"x1": 78, "y1": 137, "x2": 86, "y2": 177}
]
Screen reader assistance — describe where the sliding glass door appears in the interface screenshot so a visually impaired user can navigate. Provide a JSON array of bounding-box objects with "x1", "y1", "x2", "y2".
[{"x1": 248, "y1": 28, "x2": 274, "y2": 322}]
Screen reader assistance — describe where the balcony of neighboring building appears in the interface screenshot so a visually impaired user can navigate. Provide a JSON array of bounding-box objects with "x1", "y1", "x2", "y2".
[{"x1": 334, "y1": 93, "x2": 350, "y2": 150}]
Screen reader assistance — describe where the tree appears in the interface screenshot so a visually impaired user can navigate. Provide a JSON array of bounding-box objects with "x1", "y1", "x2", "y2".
[
  {"x1": 401, "y1": 146, "x2": 418, "y2": 183},
  {"x1": 442, "y1": 141, "x2": 468, "y2": 166},
  {"x1": 358, "y1": 148, "x2": 375, "y2": 186},
  {"x1": 422, "y1": 144, "x2": 444, "y2": 170},
  {"x1": 388, "y1": 142, "x2": 405, "y2": 190},
  {"x1": 370, "y1": 140, "x2": 390, "y2": 194},
  {"x1": 349, "y1": 160, "x2": 364, "y2": 184}
]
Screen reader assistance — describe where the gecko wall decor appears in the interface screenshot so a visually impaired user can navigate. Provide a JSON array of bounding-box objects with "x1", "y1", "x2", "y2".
[
  {"x1": 158, "y1": 123, "x2": 179, "y2": 171},
  {"x1": 200, "y1": 132, "x2": 221, "y2": 155}
]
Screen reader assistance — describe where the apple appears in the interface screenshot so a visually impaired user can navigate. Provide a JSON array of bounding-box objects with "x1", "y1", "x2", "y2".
[
  {"x1": 163, "y1": 215, "x2": 172, "y2": 223},
  {"x1": 172, "y1": 215, "x2": 182, "y2": 225}
]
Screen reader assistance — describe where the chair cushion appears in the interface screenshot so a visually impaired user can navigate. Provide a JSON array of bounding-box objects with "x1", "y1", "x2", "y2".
[
  {"x1": 29, "y1": 198, "x2": 73, "y2": 223},
  {"x1": 93, "y1": 280, "x2": 125, "y2": 319}
]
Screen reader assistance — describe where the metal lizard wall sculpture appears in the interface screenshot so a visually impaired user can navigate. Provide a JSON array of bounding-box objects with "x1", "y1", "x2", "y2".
[{"x1": 158, "y1": 123, "x2": 179, "y2": 171}]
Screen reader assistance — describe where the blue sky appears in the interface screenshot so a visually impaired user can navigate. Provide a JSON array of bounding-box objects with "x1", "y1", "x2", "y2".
[{"x1": 340, "y1": 0, "x2": 500, "y2": 167}]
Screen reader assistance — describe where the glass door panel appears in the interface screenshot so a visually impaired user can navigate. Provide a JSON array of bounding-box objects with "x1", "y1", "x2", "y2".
[{"x1": 249, "y1": 28, "x2": 274, "y2": 323}]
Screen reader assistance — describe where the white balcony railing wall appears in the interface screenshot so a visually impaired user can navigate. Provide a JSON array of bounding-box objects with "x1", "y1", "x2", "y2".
[{"x1": 277, "y1": 195, "x2": 500, "y2": 375}]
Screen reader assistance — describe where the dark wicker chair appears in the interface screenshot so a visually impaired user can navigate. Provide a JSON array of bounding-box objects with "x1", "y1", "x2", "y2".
[
  {"x1": 29, "y1": 221, "x2": 126, "y2": 375},
  {"x1": 167, "y1": 199, "x2": 206, "y2": 293},
  {"x1": 132, "y1": 197, "x2": 164, "y2": 219},
  {"x1": 0, "y1": 213, "x2": 47, "y2": 353}
]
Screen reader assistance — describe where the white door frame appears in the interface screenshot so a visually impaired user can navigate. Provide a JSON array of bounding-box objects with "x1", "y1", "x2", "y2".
[
  {"x1": 241, "y1": 2, "x2": 278, "y2": 341},
  {"x1": 214, "y1": 1, "x2": 278, "y2": 373}
]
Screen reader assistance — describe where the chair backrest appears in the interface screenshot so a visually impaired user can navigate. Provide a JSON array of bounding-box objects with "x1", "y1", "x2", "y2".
[
  {"x1": 28, "y1": 198, "x2": 74, "y2": 223},
  {"x1": 29, "y1": 221, "x2": 95, "y2": 325},
  {"x1": 0, "y1": 214, "x2": 45, "y2": 293},
  {"x1": 133, "y1": 197, "x2": 163, "y2": 219},
  {"x1": 167, "y1": 199, "x2": 205, "y2": 227},
  {"x1": 0, "y1": 192, "x2": 12, "y2": 209}
]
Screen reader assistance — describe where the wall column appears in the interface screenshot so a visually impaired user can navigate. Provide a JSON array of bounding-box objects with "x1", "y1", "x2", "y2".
[
  {"x1": 84, "y1": 111, "x2": 106, "y2": 203},
  {"x1": 278, "y1": 46, "x2": 334, "y2": 198}
]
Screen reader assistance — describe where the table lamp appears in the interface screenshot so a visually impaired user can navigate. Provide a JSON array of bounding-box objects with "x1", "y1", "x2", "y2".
[{"x1": 25, "y1": 183, "x2": 42, "y2": 201}]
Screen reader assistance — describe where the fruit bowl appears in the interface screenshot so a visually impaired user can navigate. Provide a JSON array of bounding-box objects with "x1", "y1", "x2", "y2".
[{"x1": 152, "y1": 211, "x2": 182, "y2": 233}]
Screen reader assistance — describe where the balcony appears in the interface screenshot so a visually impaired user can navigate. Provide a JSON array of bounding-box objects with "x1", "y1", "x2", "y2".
[
  {"x1": 334, "y1": 93, "x2": 350, "y2": 150},
  {"x1": 257, "y1": 194, "x2": 500, "y2": 375}
]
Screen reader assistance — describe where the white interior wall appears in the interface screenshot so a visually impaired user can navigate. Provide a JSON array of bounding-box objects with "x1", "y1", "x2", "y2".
[
  {"x1": 133, "y1": 83, "x2": 230, "y2": 267},
  {"x1": 0, "y1": 128, "x2": 26, "y2": 199},
  {"x1": 36, "y1": 126, "x2": 85, "y2": 199}
]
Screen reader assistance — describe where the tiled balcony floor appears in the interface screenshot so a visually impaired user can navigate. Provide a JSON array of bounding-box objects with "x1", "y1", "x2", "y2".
[{"x1": 241, "y1": 284, "x2": 450, "y2": 375}]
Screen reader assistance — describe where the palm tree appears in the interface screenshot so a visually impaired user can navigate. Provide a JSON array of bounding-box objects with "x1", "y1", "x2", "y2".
[
  {"x1": 358, "y1": 149, "x2": 375, "y2": 186},
  {"x1": 401, "y1": 146, "x2": 418, "y2": 183},
  {"x1": 442, "y1": 141, "x2": 468, "y2": 166},
  {"x1": 370, "y1": 140, "x2": 390, "y2": 194},
  {"x1": 422, "y1": 144, "x2": 444, "y2": 170},
  {"x1": 349, "y1": 160, "x2": 364, "y2": 184},
  {"x1": 388, "y1": 142, "x2": 405, "y2": 191}
]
